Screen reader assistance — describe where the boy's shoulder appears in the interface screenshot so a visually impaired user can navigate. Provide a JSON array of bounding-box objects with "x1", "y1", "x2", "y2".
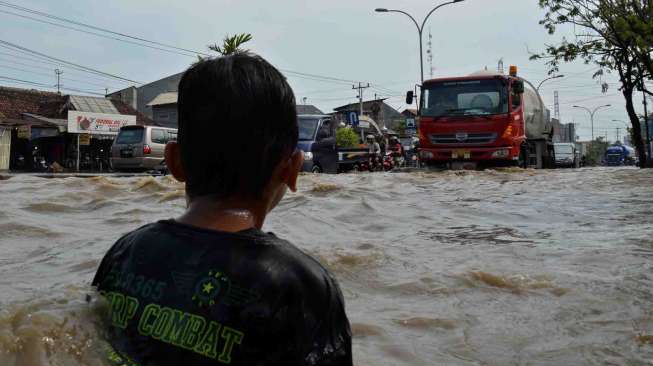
[{"x1": 103, "y1": 220, "x2": 332, "y2": 287}]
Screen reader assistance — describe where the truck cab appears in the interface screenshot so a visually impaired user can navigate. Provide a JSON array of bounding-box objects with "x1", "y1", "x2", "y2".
[{"x1": 412, "y1": 67, "x2": 553, "y2": 169}]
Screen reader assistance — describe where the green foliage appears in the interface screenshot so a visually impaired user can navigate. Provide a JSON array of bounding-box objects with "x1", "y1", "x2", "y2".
[
  {"x1": 207, "y1": 33, "x2": 253, "y2": 56},
  {"x1": 585, "y1": 137, "x2": 609, "y2": 166},
  {"x1": 532, "y1": 0, "x2": 652, "y2": 167},
  {"x1": 336, "y1": 127, "x2": 359, "y2": 148}
]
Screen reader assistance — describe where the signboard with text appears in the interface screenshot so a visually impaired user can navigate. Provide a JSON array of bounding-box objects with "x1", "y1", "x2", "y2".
[
  {"x1": 17, "y1": 125, "x2": 30, "y2": 139},
  {"x1": 79, "y1": 134, "x2": 91, "y2": 145},
  {"x1": 67, "y1": 111, "x2": 136, "y2": 135}
]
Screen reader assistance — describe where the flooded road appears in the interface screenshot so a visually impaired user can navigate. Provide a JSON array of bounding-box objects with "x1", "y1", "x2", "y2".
[{"x1": 1, "y1": 167, "x2": 653, "y2": 365}]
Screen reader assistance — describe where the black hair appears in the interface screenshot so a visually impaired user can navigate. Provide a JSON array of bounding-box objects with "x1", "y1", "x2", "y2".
[{"x1": 176, "y1": 53, "x2": 298, "y2": 199}]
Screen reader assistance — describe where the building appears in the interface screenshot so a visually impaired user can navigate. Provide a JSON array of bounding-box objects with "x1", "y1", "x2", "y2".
[
  {"x1": 0, "y1": 86, "x2": 151, "y2": 171},
  {"x1": 551, "y1": 118, "x2": 576, "y2": 143},
  {"x1": 146, "y1": 92, "x2": 178, "y2": 128},
  {"x1": 110, "y1": 72, "x2": 327, "y2": 128},
  {"x1": 332, "y1": 99, "x2": 403, "y2": 130},
  {"x1": 401, "y1": 109, "x2": 418, "y2": 118}
]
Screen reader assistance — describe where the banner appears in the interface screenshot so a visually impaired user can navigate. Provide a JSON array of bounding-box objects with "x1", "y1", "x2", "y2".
[{"x1": 67, "y1": 111, "x2": 136, "y2": 135}]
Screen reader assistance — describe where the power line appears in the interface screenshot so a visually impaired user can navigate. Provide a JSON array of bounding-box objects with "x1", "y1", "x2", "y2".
[
  {"x1": 0, "y1": 51, "x2": 129, "y2": 86},
  {"x1": 0, "y1": 1, "x2": 209, "y2": 57},
  {"x1": 0, "y1": 75, "x2": 105, "y2": 96},
  {"x1": 0, "y1": 9, "x2": 197, "y2": 58},
  {"x1": 0, "y1": 39, "x2": 141, "y2": 84},
  {"x1": 0, "y1": 63, "x2": 113, "y2": 89}
]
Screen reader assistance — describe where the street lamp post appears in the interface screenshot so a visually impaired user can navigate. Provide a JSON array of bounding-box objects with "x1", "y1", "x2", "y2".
[
  {"x1": 536, "y1": 74, "x2": 564, "y2": 91},
  {"x1": 375, "y1": 0, "x2": 465, "y2": 84},
  {"x1": 573, "y1": 104, "x2": 611, "y2": 142}
]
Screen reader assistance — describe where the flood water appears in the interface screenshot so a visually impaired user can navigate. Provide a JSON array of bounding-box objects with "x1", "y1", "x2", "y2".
[{"x1": 1, "y1": 167, "x2": 653, "y2": 365}]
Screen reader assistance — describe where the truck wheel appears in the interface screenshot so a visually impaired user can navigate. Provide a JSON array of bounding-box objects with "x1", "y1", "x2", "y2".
[{"x1": 311, "y1": 165, "x2": 322, "y2": 174}]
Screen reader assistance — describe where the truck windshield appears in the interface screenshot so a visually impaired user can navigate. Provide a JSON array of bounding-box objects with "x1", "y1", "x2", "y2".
[
  {"x1": 298, "y1": 118, "x2": 319, "y2": 141},
  {"x1": 421, "y1": 79, "x2": 508, "y2": 118}
]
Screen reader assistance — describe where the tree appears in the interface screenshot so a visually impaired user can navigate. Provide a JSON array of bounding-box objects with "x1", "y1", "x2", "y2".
[
  {"x1": 208, "y1": 33, "x2": 253, "y2": 56},
  {"x1": 532, "y1": 0, "x2": 651, "y2": 167},
  {"x1": 336, "y1": 127, "x2": 359, "y2": 148}
]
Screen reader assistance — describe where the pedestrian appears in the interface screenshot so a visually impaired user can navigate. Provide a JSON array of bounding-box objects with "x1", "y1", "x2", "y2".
[{"x1": 92, "y1": 53, "x2": 353, "y2": 366}]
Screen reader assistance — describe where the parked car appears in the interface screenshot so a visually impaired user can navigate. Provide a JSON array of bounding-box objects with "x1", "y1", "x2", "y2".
[
  {"x1": 554, "y1": 142, "x2": 579, "y2": 168},
  {"x1": 110, "y1": 125, "x2": 177, "y2": 172},
  {"x1": 297, "y1": 115, "x2": 368, "y2": 173}
]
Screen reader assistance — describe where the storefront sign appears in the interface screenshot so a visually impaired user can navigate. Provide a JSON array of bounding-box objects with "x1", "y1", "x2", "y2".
[
  {"x1": 67, "y1": 111, "x2": 136, "y2": 135},
  {"x1": 17, "y1": 125, "x2": 30, "y2": 139},
  {"x1": 79, "y1": 134, "x2": 91, "y2": 145}
]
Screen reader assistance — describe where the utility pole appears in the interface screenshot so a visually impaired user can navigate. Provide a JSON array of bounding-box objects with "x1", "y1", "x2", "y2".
[
  {"x1": 616, "y1": 127, "x2": 621, "y2": 142},
  {"x1": 352, "y1": 82, "x2": 370, "y2": 116},
  {"x1": 55, "y1": 69, "x2": 63, "y2": 94}
]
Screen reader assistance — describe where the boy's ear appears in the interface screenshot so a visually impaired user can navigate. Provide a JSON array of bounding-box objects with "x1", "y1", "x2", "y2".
[
  {"x1": 283, "y1": 149, "x2": 304, "y2": 192},
  {"x1": 164, "y1": 141, "x2": 186, "y2": 182}
]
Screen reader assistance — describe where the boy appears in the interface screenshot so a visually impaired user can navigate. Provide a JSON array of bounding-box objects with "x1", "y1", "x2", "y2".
[{"x1": 93, "y1": 53, "x2": 352, "y2": 365}]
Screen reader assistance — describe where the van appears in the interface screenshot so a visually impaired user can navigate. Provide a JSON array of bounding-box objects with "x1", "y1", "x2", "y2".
[
  {"x1": 553, "y1": 142, "x2": 579, "y2": 168},
  {"x1": 297, "y1": 114, "x2": 368, "y2": 173},
  {"x1": 110, "y1": 125, "x2": 177, "y2": 171}
]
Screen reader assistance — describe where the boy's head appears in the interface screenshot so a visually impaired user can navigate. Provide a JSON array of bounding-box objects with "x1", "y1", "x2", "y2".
[{"x1": 165, "y1": 53, "x2": 302, "y2": 208}]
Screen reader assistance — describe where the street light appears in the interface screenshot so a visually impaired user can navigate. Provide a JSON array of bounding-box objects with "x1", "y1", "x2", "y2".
[
  {"x1": 573, "y1": 104, "x2": 611, "y2": 141},
  {"x1": 536, "y1": 74, "x2": 564, "y2": 91},
  {"x1": 375, "y1": 0, "x2": 465, "y2": 84}
]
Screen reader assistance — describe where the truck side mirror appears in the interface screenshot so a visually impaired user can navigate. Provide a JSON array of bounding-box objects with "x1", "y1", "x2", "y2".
[
  {"x1": 513, "y1": 80, "x2": 524, "y2": 94},
  {"x1": 406, "y1": 91, "x2": 414, "y2": 105}
]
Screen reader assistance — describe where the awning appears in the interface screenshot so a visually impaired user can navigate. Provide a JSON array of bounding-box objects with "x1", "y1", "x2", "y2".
[{"x1": 146, "y1": 92, "x2": 178, "y2": 107}]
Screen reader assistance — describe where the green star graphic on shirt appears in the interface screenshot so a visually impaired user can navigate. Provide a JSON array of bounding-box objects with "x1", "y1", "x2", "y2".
[{"x1": 203, "y1": 282, "x2": 214, "y2": 294}]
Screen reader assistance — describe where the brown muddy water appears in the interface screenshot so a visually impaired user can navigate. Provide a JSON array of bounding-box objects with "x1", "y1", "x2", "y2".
[{"x1": 1, "y1": 168, "x2": 653, "y2": 365}]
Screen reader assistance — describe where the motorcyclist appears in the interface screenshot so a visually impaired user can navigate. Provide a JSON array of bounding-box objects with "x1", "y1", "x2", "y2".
[
  {"x1": 388, "y1": 136, "x2": 404, "y2": 166},
  {"x1": 367, "y1": 135, "x2": 381, "y2": 170}
]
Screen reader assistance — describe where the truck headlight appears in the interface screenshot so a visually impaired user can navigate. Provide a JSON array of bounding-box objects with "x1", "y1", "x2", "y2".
[
  {"x1": 303, "y1": 151, "x2": 313, "y2": 161},
  {"x1": 420, "y1": 150, "x2": 434, "y2": 159},
  {"x1": 491, "y1": 149, "x2": 510, "y2": 158}
]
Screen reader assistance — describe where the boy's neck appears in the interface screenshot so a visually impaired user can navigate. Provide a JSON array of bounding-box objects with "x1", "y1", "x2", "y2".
[{"x1": 176, "y1": 196, "x2": 267, "y2": 233}]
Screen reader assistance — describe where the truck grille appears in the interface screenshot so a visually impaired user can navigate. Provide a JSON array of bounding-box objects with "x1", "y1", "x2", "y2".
[{"x1": 429, "y1": 133, "x2": 497, "y2": 145}]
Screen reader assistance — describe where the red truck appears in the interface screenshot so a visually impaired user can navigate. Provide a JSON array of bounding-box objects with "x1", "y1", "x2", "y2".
[{"x1": 409, "y1": 66, "x2": 554, "y2": 169}]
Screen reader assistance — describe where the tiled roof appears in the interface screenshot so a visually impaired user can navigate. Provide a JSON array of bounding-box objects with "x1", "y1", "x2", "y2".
[
  {"x1": 0, "y1": 86, "x2": 154, "y2": 126},
  {"x1": 0, "y1": 86, "x2": 65, "y2": 120},
  {"x1": 296, "y1": 104, "x2": 324, "y2": 115}
]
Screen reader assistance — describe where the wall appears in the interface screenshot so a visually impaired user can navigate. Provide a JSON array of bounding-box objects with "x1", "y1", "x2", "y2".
[
  {"x1": 0, "y1": 127, "x2": 9, "y2": 170},
  {"x1": 152, "y1": 104, "x2": 178, "y2": 128},
  {"x1": 108, "y1": 73, "x2": 183, "y2": 119}
]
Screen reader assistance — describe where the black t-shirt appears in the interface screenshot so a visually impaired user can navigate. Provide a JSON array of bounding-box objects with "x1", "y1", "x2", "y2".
[{"x1": 92, "y1": 220, "x2": 352, "y2": 366}]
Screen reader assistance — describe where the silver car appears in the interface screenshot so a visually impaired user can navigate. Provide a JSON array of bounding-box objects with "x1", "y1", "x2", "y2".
[{"x1": 110, "y1": 126, "x2": 177, "y2": 171}]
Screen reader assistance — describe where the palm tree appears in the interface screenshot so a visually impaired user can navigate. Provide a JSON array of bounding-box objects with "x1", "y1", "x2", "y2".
[{"x1": 208, "y1": 33, "x2": 253, "y2": 56}]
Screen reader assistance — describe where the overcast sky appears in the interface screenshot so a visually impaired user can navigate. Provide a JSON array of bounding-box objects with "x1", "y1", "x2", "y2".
[{"x1": 0, "y1": 0, "x2": 646, "y2": 141}]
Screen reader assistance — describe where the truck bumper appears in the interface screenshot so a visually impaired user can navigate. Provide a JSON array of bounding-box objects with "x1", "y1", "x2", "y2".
[{"x1": 419, "y1": 146, "x2": 519, "y2": 163}]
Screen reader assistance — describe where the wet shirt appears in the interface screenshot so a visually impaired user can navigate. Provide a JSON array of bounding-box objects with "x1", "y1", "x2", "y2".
[{"x1": 92, "y1": 220, "x2": 352, "y2": 366}]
